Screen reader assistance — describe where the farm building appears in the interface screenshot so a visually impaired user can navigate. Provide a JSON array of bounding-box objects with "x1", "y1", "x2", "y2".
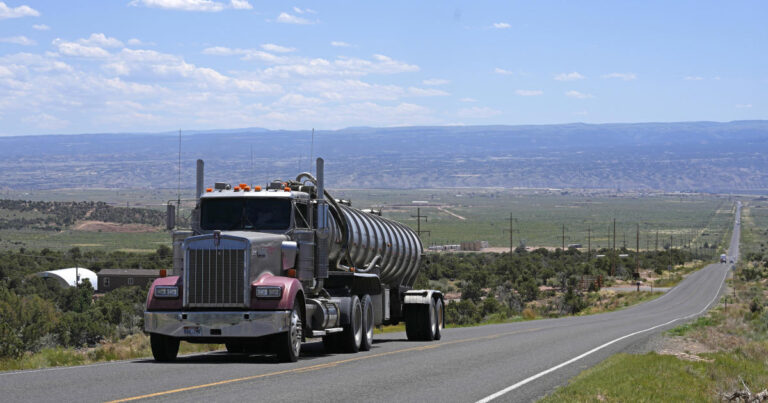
[
  {"x1": 35, "y1": 267, "x2": 99, "y2": 291},
  {"x1": 97, "y1": 269, "x2": 160, "y2": 292}
]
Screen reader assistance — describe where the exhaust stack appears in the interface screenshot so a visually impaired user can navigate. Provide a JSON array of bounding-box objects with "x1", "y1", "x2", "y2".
[{"x1": 315, "y1": 158, "x2": 329, "y2": 279}]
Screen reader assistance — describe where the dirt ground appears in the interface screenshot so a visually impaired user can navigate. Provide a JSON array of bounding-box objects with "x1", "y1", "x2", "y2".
[{"x1": 73, "y1": 220, "x2": 160, "y2": 233}]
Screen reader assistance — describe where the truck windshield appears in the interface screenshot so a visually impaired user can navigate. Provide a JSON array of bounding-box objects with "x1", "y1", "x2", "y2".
[{"x1": 200, "y1": 198, "x2": 291, "y2": 231}]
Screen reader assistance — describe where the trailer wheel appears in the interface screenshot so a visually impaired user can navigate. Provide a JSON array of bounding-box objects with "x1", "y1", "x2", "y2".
[
  {"x1": 405, "y1": 298, "x2": 437, "y2": 341},
  {"x1": 150, "y1": 333, "x2": 179, "y2": 362},
  {"x1": 275, "y1": 299, "x2": 303, "y2": 362},
  {"x1": 434, "y1": 297, "x2": 444, "y2": 341},
  {"x1": 340, "y1": 295, "x2": 363, "y2": 353},
  {"x1": 360, "y1": 294, "x2": 374, "y2": 351}
]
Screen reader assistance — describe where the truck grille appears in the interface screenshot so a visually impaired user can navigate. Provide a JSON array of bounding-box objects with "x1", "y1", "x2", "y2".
[{"x1": 186, "y1": 248, "x2": 247, "y2": 307}]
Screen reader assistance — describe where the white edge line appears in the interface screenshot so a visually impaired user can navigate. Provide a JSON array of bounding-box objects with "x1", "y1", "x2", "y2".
[{"x1": 475, "y1": 262, "x2": 730, "y2": 403}]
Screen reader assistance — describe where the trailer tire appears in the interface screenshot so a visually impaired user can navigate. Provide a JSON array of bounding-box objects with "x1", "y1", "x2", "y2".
[
  {"x1": 405, "y1": 298, "x2": 437, "y2": 341},
  {"x1": 360, "y1": 294, "x2": 374, "y2": 351},
  {"x1": 340, "y1": 295, "x2": 363, "y2": 353},
  {"x1": 434, "y1": 297, "x2": 444, "y2": 341},
  {"x1": 275, "y1": 299, "x2": 303, "y2": 362},
  {"x1": 150, "y1": 333, "x2": 179, "y2": 362}
]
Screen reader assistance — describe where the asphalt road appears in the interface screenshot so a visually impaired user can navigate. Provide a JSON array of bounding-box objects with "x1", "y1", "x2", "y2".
[{"x1": 0, "y1": 205, "x2": 740, "y2": 402}]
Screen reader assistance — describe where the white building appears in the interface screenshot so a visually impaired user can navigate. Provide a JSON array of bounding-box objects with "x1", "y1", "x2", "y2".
[{"x1": 35, "y1": 267, "x2": 98, "y2": 291}]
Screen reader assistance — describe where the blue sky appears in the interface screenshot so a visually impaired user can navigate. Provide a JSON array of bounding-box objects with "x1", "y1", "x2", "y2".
[{"x1": 0, "y1": 0, "x2": 764, "y2": 135}]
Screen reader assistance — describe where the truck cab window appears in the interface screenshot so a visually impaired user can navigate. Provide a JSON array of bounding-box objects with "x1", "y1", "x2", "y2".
[
  {"x1": 294, "y1": 201, "x2": 310, "y2": 228},
  {"x1": 201, "y1": 198, "x2": 291, "y2": 231}
]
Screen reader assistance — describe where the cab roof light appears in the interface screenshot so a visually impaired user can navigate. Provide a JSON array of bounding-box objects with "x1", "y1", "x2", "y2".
[
  {"x1": 244, "y1": 186, "x2": 251, "y2": 191},
  {"x1": 284, "y1": 187, "x2": 291, "y2": 192},
  {"x1": 239, "y1": 183, "x2": 248, "y2": 189},
  {"x1": 205, "y1": 187, "x2": 213, "y2": 193},
  {"x1": 255, "y1": 186, "x2": 262, "y2": 191},
  {"x1": 234, "y1": 186, "x2": 241, "y2": 192}
]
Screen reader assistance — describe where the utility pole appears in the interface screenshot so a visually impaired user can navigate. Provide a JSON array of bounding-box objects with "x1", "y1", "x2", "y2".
[
  {"x1": 562, "y1": 224, "x2": 566, "y2": 251},
  {"x1": 612, "y1": 219, "x2": 616, "y2": 276},
  {"x1": 656, "y1": 230, "x2": 659, "y2": 252},
  {"x1": 503, "y1": 213, "x2": 517, "y2": 253},
  {"x1": 587, "y1": 226, "x2": 591, "y2": 259},
  {"x1": 636, "y1": 223, "x2": 640, "y2": 277},
  {"x1": 411, "y1": 208, "x2": 430, "y2": 238}
]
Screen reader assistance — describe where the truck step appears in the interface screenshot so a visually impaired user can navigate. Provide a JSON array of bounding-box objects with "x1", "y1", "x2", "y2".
[{"x1": 310, "y1": 328, "x2": 344, "y2": 337}]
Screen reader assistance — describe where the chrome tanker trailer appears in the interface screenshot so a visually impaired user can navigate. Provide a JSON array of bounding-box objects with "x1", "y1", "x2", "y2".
[{"x1": 144, "y1": 158, "x2": 444, "y2": 362}]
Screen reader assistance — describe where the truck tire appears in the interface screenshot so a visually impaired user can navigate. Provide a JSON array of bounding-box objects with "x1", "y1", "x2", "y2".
[
  {"x1": 150, "y1": 333, "x2": 180, "y2": 362},
  {"x1": 340, "y1": 295, "x2": 363, "y2": 353},
  {"x1": 405, "y1": 298, "x2": 437, "y2": 341},
  {"x1": 360, "y1": 294, "x2": 374, "y2": 351},
  {"x1": 275, "y1": 299, "x2": 303, "y2": 362},
  {"x1": 434, "y1": 297, "x2": 444, "y2": 341}
]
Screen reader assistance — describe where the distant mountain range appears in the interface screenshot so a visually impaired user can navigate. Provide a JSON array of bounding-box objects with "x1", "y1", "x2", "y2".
[{"x1": 1, "y1": 120, "x2": 767, "y2": 193}]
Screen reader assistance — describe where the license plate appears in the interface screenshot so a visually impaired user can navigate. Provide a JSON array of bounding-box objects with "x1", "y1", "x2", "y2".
[{"x1": 184, "y1": 326, "x2": 201, "y2": 336}]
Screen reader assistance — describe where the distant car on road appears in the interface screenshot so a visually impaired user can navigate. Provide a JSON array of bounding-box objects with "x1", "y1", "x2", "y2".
[{"x1": 720, "y1": 254, "x2": 727, "y2": 263}]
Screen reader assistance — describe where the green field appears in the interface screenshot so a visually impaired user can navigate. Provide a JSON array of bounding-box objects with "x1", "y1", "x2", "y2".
[{"x1": 0, "y1": 188, "x2": 737, "y2": 253}]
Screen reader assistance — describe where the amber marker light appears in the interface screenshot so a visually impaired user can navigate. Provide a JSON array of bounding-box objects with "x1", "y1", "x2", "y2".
[
  {"x1": 255, "y1": 186, "x2": 262, "y2": 191},
  {"x1": 206, "y1": 188, "x2": 212, "y2": 192},
  {"x1": 284, "y1": 187, "x2": 291, "y2": 192}
]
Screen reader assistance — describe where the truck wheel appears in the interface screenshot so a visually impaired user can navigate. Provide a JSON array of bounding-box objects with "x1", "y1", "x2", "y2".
[
  {"x1": 150, "y1": 333, "x2": 179, "y2": 362},
  {"x1": 434, "y1": 298, "x2": 444, "y2": 341},
  {"x1": 340, "y1": 295, "x2": 363, "y2": 353},
  {"x1": 360, "y1": 294, "x2": 374, "y2": 351},
  {"x1": 275, "y1": 300, "x2": 303, "y2": 362}
]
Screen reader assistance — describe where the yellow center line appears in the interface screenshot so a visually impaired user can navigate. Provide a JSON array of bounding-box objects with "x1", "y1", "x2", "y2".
[{"x1": 106, "y1": 327, "x2": 543, "y2": 403}]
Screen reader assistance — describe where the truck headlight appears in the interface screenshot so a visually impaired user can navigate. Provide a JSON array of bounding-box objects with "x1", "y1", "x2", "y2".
[
  {"x1": 253, "y1": 286, "x2": 282, "y2": 299},
  {"x1": 154, "y1": 286, "x2": 179, "y2": 298}
]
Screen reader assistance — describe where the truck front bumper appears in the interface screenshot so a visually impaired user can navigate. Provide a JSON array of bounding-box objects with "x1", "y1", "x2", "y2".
[{"x1": 144, "y1": 311, "x2": 291, "y2": 339}]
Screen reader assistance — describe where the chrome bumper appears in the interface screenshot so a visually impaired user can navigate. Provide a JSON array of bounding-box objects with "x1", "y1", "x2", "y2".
[{"x1": 144, "y1": 311, "x2": 291, "y2": 338}]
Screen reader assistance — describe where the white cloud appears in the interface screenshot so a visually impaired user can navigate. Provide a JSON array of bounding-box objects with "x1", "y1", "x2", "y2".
[
  {"x1": 735, "y1": 104, "x2": 752, "y2": 108},
  {"x1": 53, "y1": 39, "x2": 111, "y2": 58},
  {"x1": 0, "y1": 36, "x2": 36, "y2": 46},
  {"x1": 261, "y1": 43, "x2": 295, "y2": 53},
  {"x1": 602, "y1": 72, "x2": 636, "y2": 81},
  {"x1": 457, "y1": 106, "x2": 501, "y2": 118},
  {"x1": 492, "y1": 22, "x2": 511, "y2": 29},
  {"x1": 21, "y1": 113, "x2": 69, "y2": 130},
  {"x1": 554, "y1": 72, "x2": 585, "y2": 81},
  {"x1": 276, "y1": 12, "x2": 312, "y2": 24},
  {"x1": 331, "y1": 41, "x2": 351, "y2": 47},
  {"x1": 274, "y1": 93, "x2": 324, "y2": 107},
  {"x1": 494, "y1": 67, "x2": 514, "y2": 75},
  {"x1": 229, "y1": 0, "x2": 252, "y2": 9},
  {"x1": 515, "y1": 89, "x2": 543, "y2": 96},
  {"x1": 292, "y1": 6, "x2": 315, "y2": 14},
  {"x1": 460, "y1": 97, "x2": 477, "y2": 103},
  {"x1": 407, "y1": 87, "x2": 449, "y2": 97},
  {"x1": 130, "y1": 0, "x2": 252, "y2": 11},
  {"x1": 127, "y1": 38, "x2": 149, "y2": 46},
  {"x1": 684, "y1": 76, "x2": 704, "y2": 81},
  {"x1": 565, "y1": 90, "x2": 593, "y2": 99},
  {"x1": 32, "y1": 24, "x2": 49, "y2": 31},
  {"x1": 0, "y1": 2, "x2": 39, "y2": 19},
  {"x1": 422, "y1": 78, "x2": 449, "y2": 86},
  {"x1": 79, "y1": 33, "x2": 124, "y2": 48}
]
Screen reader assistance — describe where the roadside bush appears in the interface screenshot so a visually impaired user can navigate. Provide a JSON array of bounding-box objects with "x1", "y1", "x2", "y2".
[{"x1": 445, "y1": 300, "x2": 482, "y2": 325}]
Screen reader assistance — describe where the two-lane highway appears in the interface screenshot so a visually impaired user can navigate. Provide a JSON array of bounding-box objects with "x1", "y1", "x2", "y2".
[{"x1": 0, "y1": 204, "x2": 740, "y2": 402}]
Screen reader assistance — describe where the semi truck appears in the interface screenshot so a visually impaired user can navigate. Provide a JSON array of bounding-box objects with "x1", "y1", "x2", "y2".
[
  {"x1": 144, "y1": 158, "x2": 444, "y2": 362},
  {"x1": 720, "y1": 254, "x2": 727, "y2": 263}
]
